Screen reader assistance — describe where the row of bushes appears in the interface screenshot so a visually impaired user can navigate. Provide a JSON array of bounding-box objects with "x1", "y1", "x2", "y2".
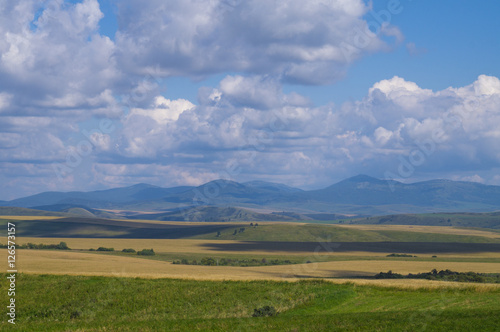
[
  {"x1": 89, "y1": 247, "x2": 115, "y2": 252},
  {"x1": 173, "y1": 257, "x2": 294, "y2": 267},
  {"x1": 375, "y1": 269, "x2": 500, "y2": 283},
  {"x1": 386, "y1": 253, "x2": 417, "y2": 257},
  {"x1": 88, "y1": 247, "x2": 155, "y2": 256},
  {"x1": 0, "y1": 242, "x2": 69, "y2": 250}
]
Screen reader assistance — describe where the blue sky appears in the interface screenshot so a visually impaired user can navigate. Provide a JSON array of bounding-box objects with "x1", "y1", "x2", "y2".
[{"x1": 1, "y1": 0, "x2": 500, "y2": 199}]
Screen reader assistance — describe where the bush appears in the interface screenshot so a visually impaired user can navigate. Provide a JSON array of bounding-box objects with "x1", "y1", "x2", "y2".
[
  {"x1": 201, "y1": 257, "x2": 217, "y2": 266},
  {"x1": 122, "y1": 248, "x2": 136, "y2": 253},
  {"x1": 97, "y1": 247, "x2": 114, "y2": 252},
  {"x1": 137, "y1": 249, "x2": 155, "y2": 256},
  {"x1": 252, "y1": 305, "x2": 278, "y2": 317}
]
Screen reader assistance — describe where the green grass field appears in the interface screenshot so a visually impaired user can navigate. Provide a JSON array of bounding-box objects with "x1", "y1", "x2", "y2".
[
  {"x1": 354, "y1": 212, "x2": 500, "y2": 229},
  {"x1": 1, "y1": 274, "x2": 499, "y2": 331},
  {"x1": 194, "y1": 223, "x2": 500, "y2": 243}
]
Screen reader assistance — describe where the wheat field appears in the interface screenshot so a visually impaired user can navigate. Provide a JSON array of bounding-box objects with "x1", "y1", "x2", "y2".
[
  {"x1": 14, "y1": 237, "x2": 500, "y2": 260},
  {"x1": 7, "y1": 249, "x2": 500, "y2": 287}
]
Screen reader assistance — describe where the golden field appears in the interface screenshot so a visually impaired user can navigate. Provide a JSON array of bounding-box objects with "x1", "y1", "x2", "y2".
[
  {"x1": 4, "y1": 222, "x2": 499, "y2": 289},
  {"x1": 14, "y1": 237, "x2": 500, "y2": 259},
  {"x1": 4, "y1": 248, "x2": 500, "y2": 289}
]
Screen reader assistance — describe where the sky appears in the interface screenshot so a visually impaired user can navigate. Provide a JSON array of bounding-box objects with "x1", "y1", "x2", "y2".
[{"x1": 1, "y1": 0, "x2": 500, "y2": 200}]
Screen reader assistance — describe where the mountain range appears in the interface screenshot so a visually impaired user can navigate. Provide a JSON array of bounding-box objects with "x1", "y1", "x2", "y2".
[{"x1": 2, "y1": 175, "x2": 500, "y2": 219}]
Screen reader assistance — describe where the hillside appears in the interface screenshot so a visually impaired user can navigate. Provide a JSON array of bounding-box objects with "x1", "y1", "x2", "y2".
[
  {"x1": 127, "y1": 206, "x2": 300, "y2": 222},
  {"x1": 0, "y1": 206, "x2": 71, "y2": 217},
  {"x1": 2, "y1": 215, "x2": 500, "y2": 242},
  {"x1": 350, "y1": 212, "x2": 500, "y2": 229}
]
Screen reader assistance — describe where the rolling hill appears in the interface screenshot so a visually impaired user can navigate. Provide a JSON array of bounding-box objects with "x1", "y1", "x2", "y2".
[
  {"x1": 0, "y1": 206, "x2": 73, "y2": 217},
  {"x1": 350, "y1": 212, "x2": 500, "y2": 229},
  {"x1": 127, "y1": 206, "x2": 300, "y2": 222}
]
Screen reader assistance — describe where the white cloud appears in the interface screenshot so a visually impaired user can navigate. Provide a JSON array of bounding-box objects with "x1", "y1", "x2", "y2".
[
  {"x1": 452, "y1": 174, "x2": 485, "y2": 184},
  {"x1": 130, "y1": 97, "x2": 195, "y2": 125},
  {"x1": 473, "y1": 75, "x2": 500, "y2": 96},
  {"x1": 0, "y1": 0, "x2": 120, "y2": 116},
  {"x1": 114, "y1": 0, "x2": 400, "y2": 84},
  {"x1": 0, "y1": 92, "x2": 12, "y2": 111}
]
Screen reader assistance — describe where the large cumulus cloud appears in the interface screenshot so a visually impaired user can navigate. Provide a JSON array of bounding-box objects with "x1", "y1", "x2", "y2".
[
  {"x1": 113, "y1": 74, "x2": 500, "y2": 189},
  {"x1": 0, "y1": 0, "x2": 120, "y2": 115},
  {"x1": 114, "y1": 0, "x2": 399, "y2": 84}
]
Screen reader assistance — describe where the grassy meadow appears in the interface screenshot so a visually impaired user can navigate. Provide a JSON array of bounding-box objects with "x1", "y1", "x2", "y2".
[{"x1": 0, "y1": 274, "x2": 499, "y2": 331}]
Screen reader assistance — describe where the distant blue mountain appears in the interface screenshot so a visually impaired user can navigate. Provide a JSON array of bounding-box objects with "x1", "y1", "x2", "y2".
[
  {"x1": 4, "y1": 183, "x2": 193, "y2": 209},
  {"x1": 3, "y1": 175, "x2": 500, "y2": 216}
]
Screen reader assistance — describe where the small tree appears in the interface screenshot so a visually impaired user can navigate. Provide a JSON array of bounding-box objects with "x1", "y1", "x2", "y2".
[
  {"x1": 233, "y1": 229, "x2": 238, "y2": 235},
  {"x1": 58, "y1": 242, "x2": 69, "y2": 250}
]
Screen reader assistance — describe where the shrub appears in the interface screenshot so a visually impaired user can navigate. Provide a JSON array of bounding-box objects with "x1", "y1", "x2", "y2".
[
  {"x1": 122, "y1": 248, "x2": 136, "y2": 253},
  {"x1": 252, "y1": 305, "x2": 278, "y2": 317},
  {"x1": 70, "y1": 310, "x2": 82, "y2": 319},
  {"x1": 386, "y1": 253, "x2": 414, "y2": 257},
  {"x1": 201, "y1": 257, "x2": 216, "y2": 266},
  {"x1": 97, "y1": 247, "x2": 114, "y2": 252},
  {"x1": 137, "y1": 249, "x2": 155, "y2": 256}
]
